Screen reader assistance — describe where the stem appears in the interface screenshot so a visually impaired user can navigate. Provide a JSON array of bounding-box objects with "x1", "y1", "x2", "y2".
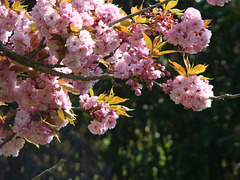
[
  {"x1": 107, "y1": 0, "x2": 171, "y2": 27},
  {"x1": 32, "y1": 159, "x2": 65, "y2": 180},
  {"x1": 210, "y1": 93, "x2": 240, "y2": 100}
]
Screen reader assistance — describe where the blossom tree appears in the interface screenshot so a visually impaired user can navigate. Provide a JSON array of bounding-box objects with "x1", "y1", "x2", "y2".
[{"x1": 0, "y1": 0, "x2": 238, "y2": 158}]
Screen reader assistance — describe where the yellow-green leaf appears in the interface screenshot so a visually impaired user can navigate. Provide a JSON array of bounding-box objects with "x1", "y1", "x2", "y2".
[
  {"x1": 155, "y1": 40, "x2": 169, "y2": 49},
  {"x1": 166, "y1": 0, "x2": 179, "y2": 11},
  {"x1": 114, "y1": 25, "x2": 132, "y2": 34},
  {"x1": 89, "y1": 88, "x2": 94, "y2": 97},
  {"x1": 160, "y1": 0, "x2": 166, "y2": 10},
  {"x1": 12, "y1": 5, "x2": 28, "y2": 12},
  {"x1": 59, "y1": 83, "x2": 80, "y2": 95},
  {"x1": 24, "y1": 137, "x2": 39, "y2": 148},
  {"x1": 200, "y1": 76, "x2": 213, "y2": 80},
  {"x1": 142, "y1": 31, "x2": 152, "y2": 51},
  {"x1": 131, "y1": 6, "x2": 139, "y2": 19},
  {"x1": 70, "y1": 23, "x2": 80, "y2": 33},
  {"x1": 52, "y1": 129, "x2": 61, "y2": 142},
  {"x1": 109, "y1": 105, "x2": 131, "y2": 117},
  {"x1": 63, "y1": 109, "x2": 76, "y2": 126},
  {"x1": 158, "y1": 50, "x2": 178, "y2": 55},
  {"x1": 169, "y1": 59, "x2": 186, "y2": 76},
  {"x1": 204, "y1": 19, "x2": 213, "y2": 29},
  {"x1": 108, "y1": 96, "x2": 128, "y2": 105},
  {"x1": 3, "y1": 0, "x2": 9, "y2": 9},
  {"x1": 153, "y1": 36, "x2": 161, "y2": 48},
  {"x1": 191, "y1": 64, "x2": 208, "y2": 75},
  {"x1": 135, "y1": 17, "x2": 150, "y2": 24},
  {"x1": 99, "y1": 59, "x2": 110, "y2": 68},
  {"x1": 57, "y1": 109, "x2": 66, "y2": 122}
]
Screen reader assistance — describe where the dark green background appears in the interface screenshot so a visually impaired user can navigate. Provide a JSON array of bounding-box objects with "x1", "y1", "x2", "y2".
[{"x1": 1, "y1": 0, "x2": 240, "y2": 179}]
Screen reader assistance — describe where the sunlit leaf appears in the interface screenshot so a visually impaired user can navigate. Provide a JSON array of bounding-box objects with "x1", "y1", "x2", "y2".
[
  {"x1": 30, "y1": 22, "x2": 37, "y2": 32},
  {"x1": 169, "y1": 59, "x2": 186, "y2": 76},
  {"x1": 57, "y1": 109, "x2": 66, "y2": 122},
  {"x1": 158, "y1": 50, "x2": 178, "y2": 55},
  {"x1": 89, "y1": 88, "x2": 94, "y2": 97},
  {"x1": 160, "y1": 0, "x2": 166, "y2": 10},
  {"x1": 166, "y1": 0, "x2": 179, "y2": 11},
  {"x1": 135, "y1": 17, "x2": 150, "y2": 24},
  {"x1": 59, "y1": 82, "x2": 80, "y2": 95},
  {"x1": 12, "y1": 5, "x2": 28, "y2": 12},
  {"x1": 139, "y1": 0, "x2": 145, "y2": 10},
  {"x1": 109, "y1": 105, "x2": 131, "y2": 117},
  {"x1": 142, "y1": 31, "x2": 152, "y2": 51},
  {"x1": 3, "y1": 0, "x2": 9, "y2": 9},
  {"x1": 155, "y1": 40, "x2": 169, "y2": 49},
  {"x1": 171, "y1": 8, "x2": 184, "y2": 15},
  {"x1": 52, "y1": 129, "x2": 61, "y2": 142},
  {"x1": 150, "y1": 48, "x2": 160, "y2": 58},
  {"x1": 153, "y1": 36, "x2": 161, "y2": 48},
  {"x1": 99, "y1": 59, "x2": 110, "y2": 68},
  {"x1": 119, "y1": 9, "x2": 127, "y2": 16},
  {"x1": 200, "y1": 76, "x2": 213, "y2": 80},
  {"x1": 108, "y1": 96, "x2": 128, "y2": 105},
  {"x1": 131, "y1": 6, "x2": 139, "y2": 20},
  {"x1": 114, "y1": 25, "x2": 132, "y2": 34},
  {"x1": 204, "y1": 19, "x2": 213, "y2": 29},
  {"x1": 191, "y1": 64, "x2": 208, "y2": 75},
  {"x1": 70, "y1": 23, "x2": 80, "y2": 33},
  {"x1": 61, "y1": 0, "x2": 73, "y2": 3},
  {"x1": 64, "y1": 109, "x2": 76, "y2": 126},
  {"x1": 24, "y1": 137, "x2": 39, "y2": 148}
]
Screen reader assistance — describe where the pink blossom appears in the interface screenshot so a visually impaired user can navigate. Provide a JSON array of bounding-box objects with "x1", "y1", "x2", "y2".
[{"x1": 0, "y1": 135, "x2": 25, "y2": 157}]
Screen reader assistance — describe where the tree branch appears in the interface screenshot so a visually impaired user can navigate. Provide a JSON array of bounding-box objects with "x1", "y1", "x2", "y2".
[
  {"x1": 209, "y1": 93, "x2": 240, "y2": 100},
  {"x1": 107, "y1": 0, "x2": 171, "y2": 27},
  {"x1": 0, "y1": 41, "x2": 114, "y2": 81},
  {"x1": 32, "y1": 159, "x2": 65, "y2": 180}
]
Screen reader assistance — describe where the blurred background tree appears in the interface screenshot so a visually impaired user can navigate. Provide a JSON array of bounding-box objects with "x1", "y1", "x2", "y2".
[{"x1": 1, "y1": 0, "x2": 240, "y2": 179}]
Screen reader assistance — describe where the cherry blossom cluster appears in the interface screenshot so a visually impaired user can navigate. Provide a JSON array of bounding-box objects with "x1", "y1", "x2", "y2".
[
  {"x1": 163, "y1": 75, "x2": 214, "y2": 111},
  {"x1": 143, "y1": 8, "x2": 178, "y2": 36},
  {"x1": 80, "y1": 94, "x2": 119, "y2": 135},
  {"x1": 164, "y1": 7, "x2": 212, "y2": 54},
  {"x1": 0, "y1": 0, "x2": 224, "y2": 157},
  {"x1": 207, "y1": 0, "x2": 231, "y2": 6}
]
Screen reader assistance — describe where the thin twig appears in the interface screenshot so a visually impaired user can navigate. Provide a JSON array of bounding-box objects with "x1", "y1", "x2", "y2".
[
  {"x1": 107, "y1": 0, "x2": 171, "y2": 27},
  {"x1": 153, "y1": 81, "x2": 163, "y2": 89},
  {"x1": 210, "y1": 93, "x2": 240, "y2": 100},
  {"x1": 32, "y1": 159, "x2": 66, "y2": 180}
]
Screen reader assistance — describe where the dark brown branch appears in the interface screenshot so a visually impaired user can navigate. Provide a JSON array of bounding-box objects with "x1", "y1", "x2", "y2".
[
  {"x1": 0, "y1": 41, "x2": 114, "y2": 81},
  {"x1": 210, "y1": 93, "x2": 240, "y2": 100},
  {"x1": 32, "y1": 159, "x2": 65, "y2": 180},
  {"x1": 0, "y1": 133, "x2": 16, "y2": 148},
  {"x1": 107, "y1": 0, "x2": 171, "y2": 27}
]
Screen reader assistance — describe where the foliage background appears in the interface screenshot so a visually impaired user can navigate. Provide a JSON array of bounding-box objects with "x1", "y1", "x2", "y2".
[{"x1": 1, "y1": 0, "x2": 240, "y2": 179}]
